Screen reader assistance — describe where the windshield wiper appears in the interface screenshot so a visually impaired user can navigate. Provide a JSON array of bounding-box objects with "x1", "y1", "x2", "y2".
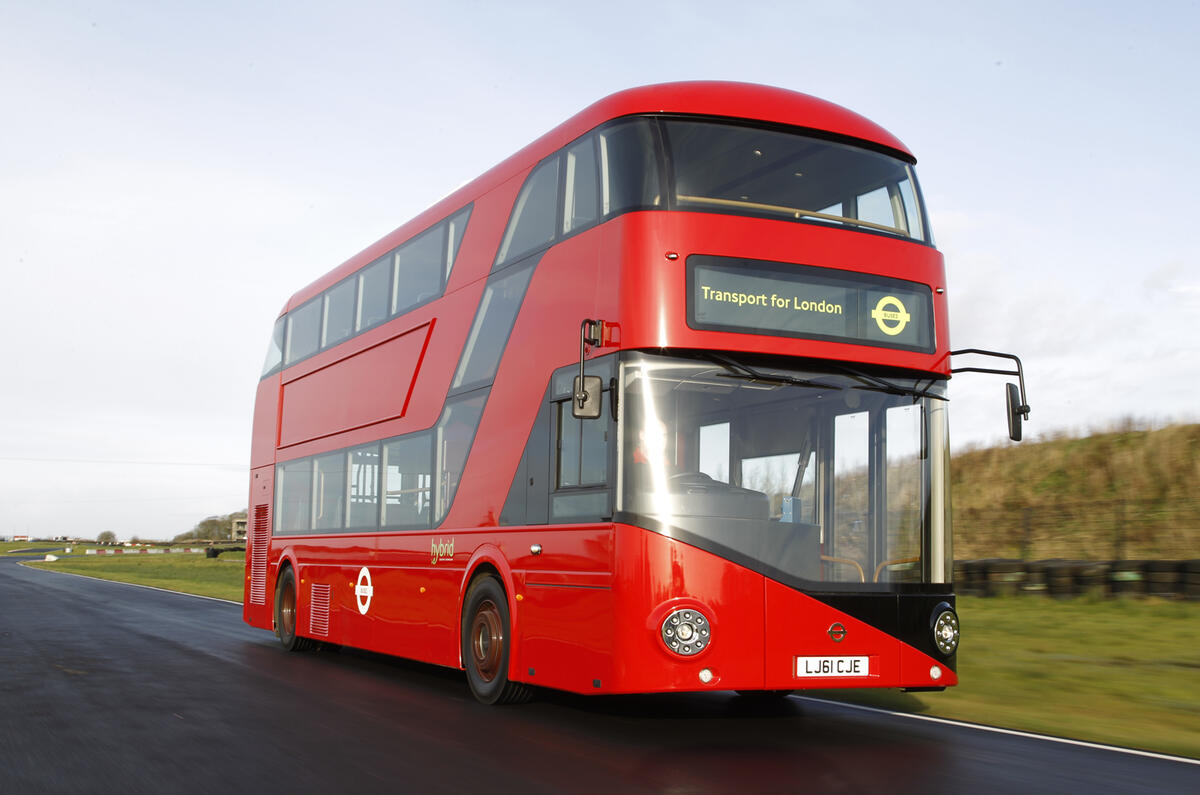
[
  {"x1": 825, "y1": 363, "x2": 947, "y2": 402},
  {"x1": 705, "y1": 353, "x2": 840, "y2": 390}
]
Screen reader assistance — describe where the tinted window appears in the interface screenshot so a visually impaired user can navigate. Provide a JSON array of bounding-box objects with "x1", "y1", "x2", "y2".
[
  {"x1": 393, "y1": 224, "x2": 443, "y2": 315},
  {"x1": 451, "y1": 261, "x2": 535, "y2": 390},
  {"x1": 662, "y1": 119, "x2": 928, "y2": 242},
  {"x1": 445, "y1": 207, "x2": 470, "y2": 281},
  {"x1": 276, "y1": 459, "x2": 312, "y2": 534},
  {"x1": 382, "y1": 435, "x2": 432, "y2": 527},
  {"x1": 313, "y1": 452, "x2": 346, "y2": 531},
  {"x1": 348, "y1": 444, "x2": 381, "y2": 528},
  {"x1": 323, "y1": 279, "x2": 356, "y2": 348},
  {"x1": 563, "y1": 137, "x2": 599, "y2": 234},
  {"x1": 357, "y1": 255, "x2": 392, "y2": 331},
  {"x1": 261, "y1": 317, "x2": 285, "y2": 376},
  {"x1": 600, "y1": 119, "x2": 661, "y2": 215},
  {"x1": 285, "y1": 300, "x2": 321, "y2": 365},
  {"x1": 556, "y1": 400, "x2": 608, "y2": 487},
  {"x1": 434, "y1": 392, "x2": 488, "y2": 523},
  {"x1": 496, "y1": 158, "x2": 559, "y2": 266}
]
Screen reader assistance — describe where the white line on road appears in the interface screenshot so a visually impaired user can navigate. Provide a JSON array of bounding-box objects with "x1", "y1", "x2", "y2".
[{"x1": 799, "y1": 696, "x2": 1200, "y2": 767}]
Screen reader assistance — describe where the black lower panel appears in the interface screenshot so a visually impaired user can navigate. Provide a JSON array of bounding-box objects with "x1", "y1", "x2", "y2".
[{"x1": 808, "y1": 592, "x2": 957, "y2": 672}]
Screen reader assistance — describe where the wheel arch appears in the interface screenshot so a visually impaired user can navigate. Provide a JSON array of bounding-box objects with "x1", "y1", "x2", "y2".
[{"x1": 457, "y1": 544, "x2": 522, "y2": 674}]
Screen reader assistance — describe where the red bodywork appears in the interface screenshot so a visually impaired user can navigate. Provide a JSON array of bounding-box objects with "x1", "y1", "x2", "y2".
[{"x1": 244, "y1": 82, "x2": 956, "y2": 694}]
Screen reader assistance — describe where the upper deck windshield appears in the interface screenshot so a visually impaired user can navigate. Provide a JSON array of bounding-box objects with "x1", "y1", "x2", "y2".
[
  {"x1": 617, "y1": 352, "x2": 951, "y2": 590},
  {"x1": 614, "y1": 117, "x2": 929, "y2": 243}
]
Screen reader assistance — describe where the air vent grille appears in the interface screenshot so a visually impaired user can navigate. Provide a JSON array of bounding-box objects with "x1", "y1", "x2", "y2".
[
  {"x1": 309, "y1": 584, "x2": 331, "y2": 637},
  {"x1": 248, "y1": 504, "x2": 270, "y2": 605}
]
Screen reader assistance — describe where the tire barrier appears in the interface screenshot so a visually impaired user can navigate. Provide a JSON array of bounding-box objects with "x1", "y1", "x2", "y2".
[{"x1": 955, "y1": 559, "x2": 1199, "y2": 599}]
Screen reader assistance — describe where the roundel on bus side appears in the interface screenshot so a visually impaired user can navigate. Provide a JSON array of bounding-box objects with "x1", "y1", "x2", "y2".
[{"x1": 355, "y1": 566, "x2": 374, "y2": 615}]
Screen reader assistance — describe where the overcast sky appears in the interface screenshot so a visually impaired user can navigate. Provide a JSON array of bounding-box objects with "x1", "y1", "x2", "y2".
[{"x1": 2, "y1": 1, "x2": 1197, "y2": 540}]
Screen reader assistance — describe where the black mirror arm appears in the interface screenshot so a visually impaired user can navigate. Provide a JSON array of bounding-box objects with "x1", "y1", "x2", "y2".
[
  {"x1": 950, "y1": 348, "x2": 1031, "y2": 419},
  {"x1": 575, "y1": 319, "x2": 602, "y2": 409}
]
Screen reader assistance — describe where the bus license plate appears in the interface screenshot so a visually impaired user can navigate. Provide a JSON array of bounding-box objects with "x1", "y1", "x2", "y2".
[{"x1": 795, "y1": 656, "x2": 869, "y2": 677}]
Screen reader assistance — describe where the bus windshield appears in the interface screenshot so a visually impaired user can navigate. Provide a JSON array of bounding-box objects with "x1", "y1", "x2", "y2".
[
  {"x1": 660, "y1": 119, "x2": 929, "y2": 242},
  {"x1": 617, "y1": 352, "x2": 950, "y2": 590}
]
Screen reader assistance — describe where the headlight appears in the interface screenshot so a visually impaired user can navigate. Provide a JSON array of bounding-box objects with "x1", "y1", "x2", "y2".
[
  {"x1": 661, "y1": 608, "x2": 711, "y2": 656},
  {"x1": 931, "y1": 604, "x2": 959, "y2": 656}
]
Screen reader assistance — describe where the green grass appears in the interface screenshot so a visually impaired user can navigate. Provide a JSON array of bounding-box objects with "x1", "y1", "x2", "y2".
[
  {"x1": 810, "y1": 596, "x2": 1200, "y2": 759},
  {"x1": 25, "y1": 551, "x2": 245, "y2": 602},
  {"x1": 20, "y1": 554, "x2": 1200, "y2": 758}
]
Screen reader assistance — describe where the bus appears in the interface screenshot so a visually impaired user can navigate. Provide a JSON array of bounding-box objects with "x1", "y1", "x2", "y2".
[{"x1": 243, "y1": 81, "x2": 1029, "y2": 704}]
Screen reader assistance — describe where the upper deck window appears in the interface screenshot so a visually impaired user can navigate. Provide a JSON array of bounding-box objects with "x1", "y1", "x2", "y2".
[
  {"x1": 661, "y1": 119, "x2": 929, "y2": 243},
  {"x1": 496, "y1": 158, "x2": 559, "y2": 266}
]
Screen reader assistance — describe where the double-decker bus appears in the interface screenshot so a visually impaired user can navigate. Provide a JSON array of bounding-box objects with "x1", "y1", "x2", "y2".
[{"x1": 244, "y1": 81, "x2": 1029, "y2": 704}]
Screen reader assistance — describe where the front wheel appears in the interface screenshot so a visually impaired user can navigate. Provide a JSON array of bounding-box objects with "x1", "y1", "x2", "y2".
[
  {"x1": 461, "y1": 575, "x2": 530, "y2": 705},
  {"x1": 274, "y1": 565, "x2": 313, "y2": 652}
]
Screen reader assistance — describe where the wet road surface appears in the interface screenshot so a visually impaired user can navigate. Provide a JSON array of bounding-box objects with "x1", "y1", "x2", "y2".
[{"x1": 2, "y1": 556, "x2": 1196, "y2": 793}]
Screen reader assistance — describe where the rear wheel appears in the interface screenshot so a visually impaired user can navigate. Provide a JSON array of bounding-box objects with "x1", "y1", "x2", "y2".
[
  {"x1": 461, "y1": 575, "x2": 530, "y2": 705},
  {"x1": 274, "y1": 565, "x2": 313, "y2": 652}
]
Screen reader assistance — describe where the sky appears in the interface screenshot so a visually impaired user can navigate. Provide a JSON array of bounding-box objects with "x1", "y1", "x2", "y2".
[{"x1": 2, "y1": 0, "x2": 1197, "y2": 541}]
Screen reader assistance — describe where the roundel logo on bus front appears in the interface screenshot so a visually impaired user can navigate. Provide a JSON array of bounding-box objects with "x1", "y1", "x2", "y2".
[
  {"x1": 355, "y1": 566, "x2": 374, "y2": 615},
  {"x1": 870, "y1": 295, "x2": 911, "y2": 336}
]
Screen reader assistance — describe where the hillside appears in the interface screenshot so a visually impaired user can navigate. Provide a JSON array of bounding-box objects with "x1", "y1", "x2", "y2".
[{"x1": 950, "y1": 424, "x2": 1200, "y2": 560}]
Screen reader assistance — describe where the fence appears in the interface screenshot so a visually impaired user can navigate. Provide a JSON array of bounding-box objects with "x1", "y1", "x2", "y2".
[{"x1": 951, "y1": 498, "x2": 1200, "y2": 598}]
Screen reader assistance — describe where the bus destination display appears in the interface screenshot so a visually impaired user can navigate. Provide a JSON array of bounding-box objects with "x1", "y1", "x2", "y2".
[{"x1": 687, "y1": 255, "x2": 934, "y2": 352}]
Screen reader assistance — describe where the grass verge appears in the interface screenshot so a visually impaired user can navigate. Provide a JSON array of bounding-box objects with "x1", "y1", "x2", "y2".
[
  {"x1": 20, "y1": 555, "x2": 1200, "y2": 758},
  {"x1": 25, "y1": 551, "x2": 245, "y2": 602},
  {"x1": 811, "y1": 596, "x2": 1200, "y2": 759}
]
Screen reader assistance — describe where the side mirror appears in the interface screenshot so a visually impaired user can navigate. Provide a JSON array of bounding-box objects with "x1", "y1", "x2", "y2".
[
  {"x1": 573, "y1": 375, "x2": 603, "y2": 419},
  {"x1": 1006, "y1": 382, "x2": 1023, "y2": 442},
  {"x1": 951, "y1": 349, "x2": 1031, "y2": 443}
]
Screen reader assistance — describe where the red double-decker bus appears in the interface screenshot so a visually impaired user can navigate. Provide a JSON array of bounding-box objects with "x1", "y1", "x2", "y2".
[{"x1": 244, "y1": 82, "x2": 1028, "y2": 704}]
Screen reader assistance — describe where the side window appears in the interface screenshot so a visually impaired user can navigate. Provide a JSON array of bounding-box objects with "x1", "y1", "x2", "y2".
[
  {"x1": 261, "y1": 317, "x2": 285, "y2": 376},
  {"x1": 496, "y1": 157, "x2": 559, "y2": 267},
  {"x1": 284, "y1": 300, "x2": 321, "y2": 365},
  {"x1": 382, "y1": 435, "x2": 432, "y2": 528},
  {"x1": 563, "y1": 137, "x2": 599, "y2": 235},
  {"x1": 434, "y1": 393, "x2": 488, "y2": 524},
  {"x1": 556, "y1": 402, "x2": 609, "y2": 488},
  {"x1": 698, "y1": 422, "x2": 730, "y2": 483},
  {"x1": 599, "y1": 119, "x2": 661, "y2": 216},
  {"x1": 313, "y1": 452, "x2": 346, "y2": 532},
  {"x1": 741, "y1": 452, "x2": 802, "y2": 519},
  {"x1": 445, "y1": 207, "x2": 471, "y2": 282},
  {"x1": 393, "y1": 224, "x2": 443, "y2": 316},
  {"x1": 451, "y1": 261, "x2": 536, "y2": 390},
  {"x1": 322, "y1": 279, "x2": 356, "y2": 349},
  {"x1": 897, "y1": 176, "x2": 924, "y2": 240},
  {"x1": 276, "y1": 459, "x2": 313, "y2": 534},
  {"x1": 855, "y1": 186, "x2": 896, "y2": 231},
  {"x1": 357, "y1": 254, "x2": 392, "y2": 332},
  {"x1": 548, "y1": 358, "x2": 614, "y2": 522},
  {"x1": 347, "y1": 444, "x2": 381, "y2": 528}
]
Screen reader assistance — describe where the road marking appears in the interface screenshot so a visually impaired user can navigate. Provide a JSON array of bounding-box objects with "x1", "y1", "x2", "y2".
[{"x1": 798, "y1": 696, "x2": 1200, "y2": 767}]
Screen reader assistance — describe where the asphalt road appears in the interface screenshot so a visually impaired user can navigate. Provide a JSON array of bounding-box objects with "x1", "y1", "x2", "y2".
[{"x1": 2, "y1": 555, "x2": 1196, "y2": 794}]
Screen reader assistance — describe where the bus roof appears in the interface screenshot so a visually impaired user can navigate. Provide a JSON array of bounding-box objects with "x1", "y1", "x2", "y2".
[{"x1": 281, "y1": 81, "x2": 913, "y2": 313}]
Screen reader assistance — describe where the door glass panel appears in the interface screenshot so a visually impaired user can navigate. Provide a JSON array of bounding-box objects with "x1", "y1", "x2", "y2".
[{"x1": 831, "y1": 411, "x2": 870, "y2": 582}]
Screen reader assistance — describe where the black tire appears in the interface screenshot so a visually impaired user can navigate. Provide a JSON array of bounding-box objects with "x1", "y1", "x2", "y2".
[
  {"x1": 274, "y1": 565, "x2": 313, "y2": 652},
  {"x1": 461, "y1": 575, "x2": 530, "y2": 705}
]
